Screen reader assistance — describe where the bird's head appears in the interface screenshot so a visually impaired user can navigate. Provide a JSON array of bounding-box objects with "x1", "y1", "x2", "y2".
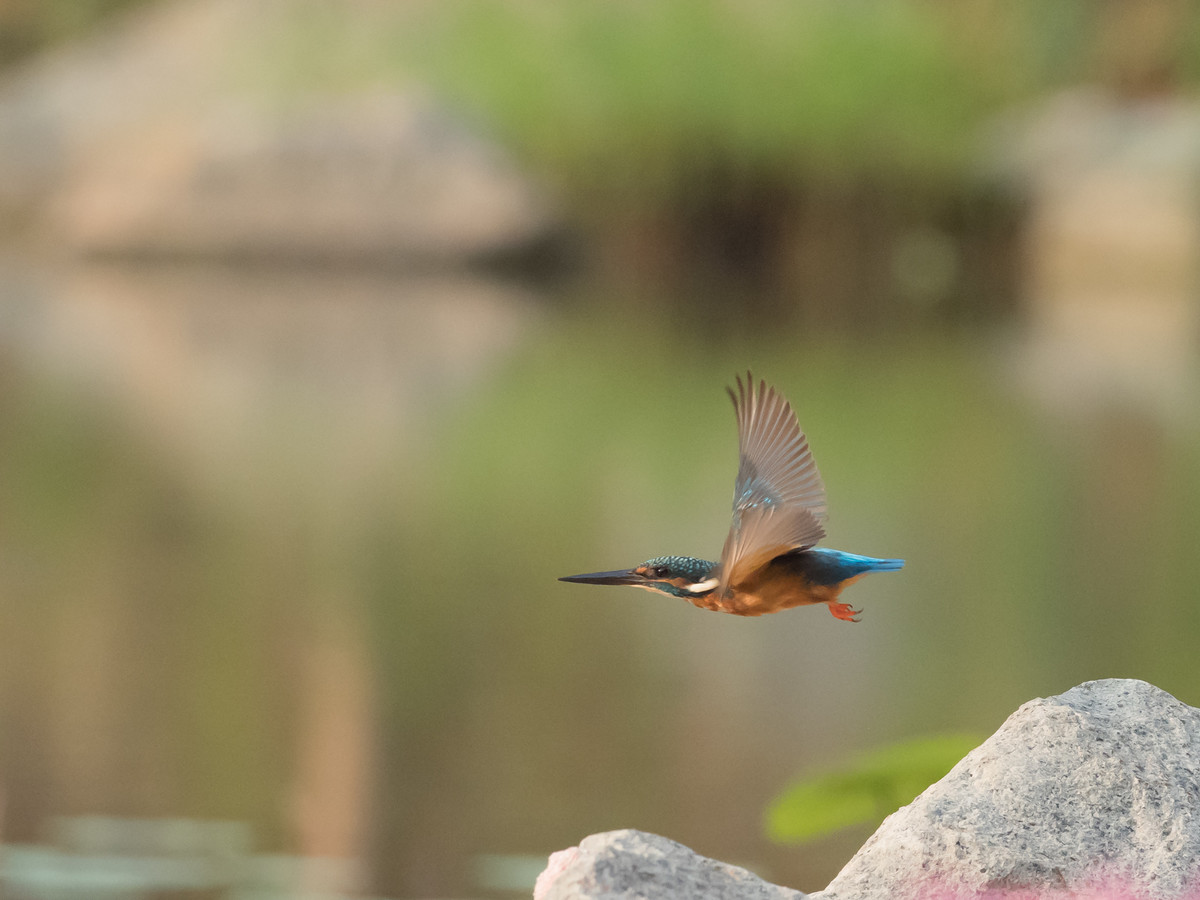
[{"x1": 559, "y1": 555, "x2": 719, "y2": 599}]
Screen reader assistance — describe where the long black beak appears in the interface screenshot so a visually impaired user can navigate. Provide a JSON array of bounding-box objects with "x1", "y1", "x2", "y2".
[{"x1": 558, "y1": 568, "x2": 643, "y2": 586}]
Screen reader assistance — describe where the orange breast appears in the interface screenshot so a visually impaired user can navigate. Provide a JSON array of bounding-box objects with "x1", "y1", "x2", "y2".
[{"x1": 690, "y1": 572, "x2": 864, "y2": 617}]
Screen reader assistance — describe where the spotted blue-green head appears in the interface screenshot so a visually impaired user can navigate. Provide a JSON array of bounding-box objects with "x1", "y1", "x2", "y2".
[{"x1": 559, "y1": 555, "x2": 719, "y2": 600}]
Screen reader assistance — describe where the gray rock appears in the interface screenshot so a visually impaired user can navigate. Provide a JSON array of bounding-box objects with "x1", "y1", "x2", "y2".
[
  {"x1": 816, "y1": 678, "x2": 1200, "y2": 899},
  {"x1": 540, "y1": 680, "x2": 1200, "y2": 899},
  {"x1": 534, "y1": 829, "x2": 806, "y2": 900}
]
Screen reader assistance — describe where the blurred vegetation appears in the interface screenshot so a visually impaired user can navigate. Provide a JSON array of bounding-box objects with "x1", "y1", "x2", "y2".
[
  {"x1": 8, "y1": 1, "x2": 1200, "y2": 318},
  {"x1": 248, "y1": 0, "x2": 1200, "y2": 190},
  {"x1": 11, "y1": 1, "x2": 1200, "y2": 209},
  {"x1": 765, "y1": 734, "x2": 981, "y2": 843},
  {"x1": 224, "y1": 0, "x2": 1200, "y2": 318},
  {"x1": 413, "y1": 2, "x2": 1021, "y2": 188},
  {"x1": 0, "y1": 0, "x2": 153, "y2": 68}
]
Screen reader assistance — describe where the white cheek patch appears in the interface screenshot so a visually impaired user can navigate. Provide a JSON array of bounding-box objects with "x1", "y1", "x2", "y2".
[{"x1": 686, "y1": 578, "x2": 719, "y2": 594}]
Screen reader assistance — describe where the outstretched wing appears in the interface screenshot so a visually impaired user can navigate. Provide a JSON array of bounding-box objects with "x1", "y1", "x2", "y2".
[{"x1": 717, "y1": 372, "x2": 827, "y2": 596}]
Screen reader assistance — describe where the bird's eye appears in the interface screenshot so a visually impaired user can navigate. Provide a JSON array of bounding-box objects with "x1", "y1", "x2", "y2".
[{"x1": 651, "y1": 566, "x2": 668, "y2": 578}]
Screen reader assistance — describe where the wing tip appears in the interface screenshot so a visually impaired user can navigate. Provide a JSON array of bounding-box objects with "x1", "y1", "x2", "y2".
[
  {"x1": 729, "y1": 370, "x2": 755, "y2": 419},
  {"x1": 729, "y1": 369, "x2": 758, "y2": 403}
]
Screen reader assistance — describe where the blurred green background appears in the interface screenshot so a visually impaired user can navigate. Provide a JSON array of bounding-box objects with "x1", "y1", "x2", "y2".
[{"x1": 2, "y1": 1, "x2": 1200, "y2": 897}]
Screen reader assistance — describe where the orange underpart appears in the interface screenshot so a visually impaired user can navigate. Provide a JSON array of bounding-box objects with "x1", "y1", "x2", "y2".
[{"x1": 828, "y1": 601, "x2": 861, "y2": 622}]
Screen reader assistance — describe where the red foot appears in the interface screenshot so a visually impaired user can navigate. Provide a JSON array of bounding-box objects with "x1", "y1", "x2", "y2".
[{"x1": 828, "y1": 601, "x2": 861, "y2": 622}]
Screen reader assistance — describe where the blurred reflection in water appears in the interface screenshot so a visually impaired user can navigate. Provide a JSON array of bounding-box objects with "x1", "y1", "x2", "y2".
[
  {"x1": 0, "y1": 259, "x2": 1199, "y2": 897},
  {"x1": 0, "y1": 259, "x2": 541, "y2": 473}
]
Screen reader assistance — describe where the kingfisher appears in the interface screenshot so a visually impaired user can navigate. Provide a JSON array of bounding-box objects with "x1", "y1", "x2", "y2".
[{"x1": 559, "y1": 372, "x2": 903, "y2": 620}]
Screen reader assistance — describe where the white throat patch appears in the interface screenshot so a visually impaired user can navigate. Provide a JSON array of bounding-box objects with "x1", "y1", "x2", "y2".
[{"x1": 686, "y1": 577, "x2": 719, "y2": 594}]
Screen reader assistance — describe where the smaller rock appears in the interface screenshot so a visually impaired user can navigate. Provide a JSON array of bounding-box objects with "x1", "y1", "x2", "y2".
[{"x1": 534, "y1": 829, "x2": 807, "y2": 900}]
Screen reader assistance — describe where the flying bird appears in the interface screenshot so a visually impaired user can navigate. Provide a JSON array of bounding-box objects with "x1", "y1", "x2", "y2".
[{"x1": 559, "y1": 373, "x2": 903, "y2": 619}]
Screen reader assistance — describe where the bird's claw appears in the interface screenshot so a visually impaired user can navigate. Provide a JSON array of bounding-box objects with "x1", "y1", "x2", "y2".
[{"x1": 828, "y1": 601, "x2": 861, "y2": 623}]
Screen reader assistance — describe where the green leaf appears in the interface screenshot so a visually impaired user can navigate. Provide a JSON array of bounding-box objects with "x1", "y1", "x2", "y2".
[{"x1": 765, "y1": 734, "x2": 981, "y2": 843}]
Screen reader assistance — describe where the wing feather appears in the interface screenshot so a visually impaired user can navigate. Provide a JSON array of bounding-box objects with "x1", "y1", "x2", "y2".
[{"x1": 717, "y1": 372, "x2": 827, "y2": 596}]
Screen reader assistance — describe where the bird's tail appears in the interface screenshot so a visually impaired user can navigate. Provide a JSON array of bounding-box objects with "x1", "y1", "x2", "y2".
[{"x1": 867, "y1": 557, "x2": 905, "y2": 571}]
